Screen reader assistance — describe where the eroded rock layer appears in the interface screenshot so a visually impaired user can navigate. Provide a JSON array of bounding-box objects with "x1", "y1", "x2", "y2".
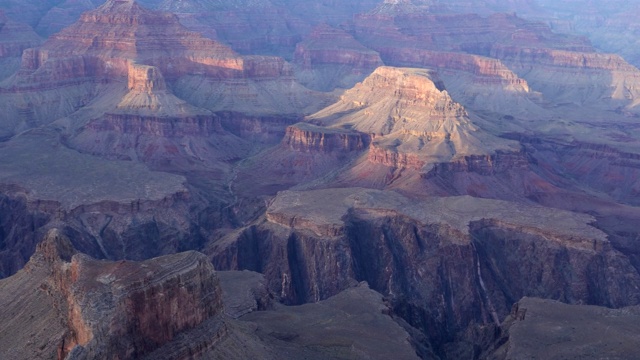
[
  {"x1": 0, "y1": 229, "x2": 226, "y2": 360},
  {"x1": 209, "y1": 188, "x2": 640, "y2": 355}
]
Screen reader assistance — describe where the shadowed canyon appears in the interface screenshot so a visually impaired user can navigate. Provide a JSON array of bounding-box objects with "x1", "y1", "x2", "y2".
[{"x1": 1, "y1": 0, "x2": 640, "y2": 359}]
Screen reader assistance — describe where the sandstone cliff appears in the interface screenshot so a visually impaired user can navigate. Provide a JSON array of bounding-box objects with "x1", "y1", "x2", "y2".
[{"x1": 0, "y1": 0, "x2": 325, "y2": 136}]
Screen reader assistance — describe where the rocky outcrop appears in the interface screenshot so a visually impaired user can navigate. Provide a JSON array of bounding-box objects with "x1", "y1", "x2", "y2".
[
  {"x1": 158, "y1": 0, "x2": 310, "y2": 58},
  {"x1": 0, "y1": 229, "x2": 226, "y2": 360},
  {"x1": 210, "y1": 188, "x2": 640, "y2": 356},
  {"x1": 240, "y1": 281, "x2": 421, "y2": 360},
  {"x1": 63, "y1": 251, "x2": 224, "y2": 359},
  {"x1": 10, "y1": 0, "x2": 245, "y2": 86},
  {"x1": 217, "y1": 270, "x2": 273, "y2": 319},
  {"x1": 283, "y1": 123, "x2": 370, "y2": 153},
  {"x1": 0, "y1": 0, "x2": 318, "y2": 135},
  {"x1": 294, "y1": 25, "x2": 382, "y2": 70}
]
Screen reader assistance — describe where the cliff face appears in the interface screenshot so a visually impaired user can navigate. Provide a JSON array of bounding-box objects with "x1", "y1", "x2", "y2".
[
  {"x1": 209, "y1": 188, "x2": 640, "y2": 356},
  {"x1": 379, "y1": 48, "x2": 529, "y2": 90},
  {"x1": 283, "y1": 123, "x2": 370, "y2": 153},
  {"x1": 0, "y1": 229, "x2": 226, "y2": 360}
]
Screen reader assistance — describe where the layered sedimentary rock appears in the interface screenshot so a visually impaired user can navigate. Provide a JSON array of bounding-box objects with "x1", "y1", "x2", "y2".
[
  {"x1": 352, "y1": 8, "x2": 589, "y2": 55},
  {"x1": 232, "y1": 122, "x2": 371, "y2": 195},
  {"x1": 0, "y1": 10, "x2": 42, "y2": 80},
  {"x1": 0, "y1": 0, "x2": 323, "y2": 136},
  {"x1": 377, "y1": 48, "x2": 544, "y2": 116},
  {"x1": 0, "y1": 230, "x2": 420, "y2": 360},
  {"x1": 307, "y1": 66, "x2": 518, "y2": 172},
  {"x1": 7, "y1": 0, "x2": 245, "y2": 89},
  {"x1": 491, "y1": 45, "x2": 640, "y2": 111},
  {"x1": 283, "y1": 123, "x2": 370, "y2": 153},
  {"x1": 0, "y1": 230, "x2": 226, "y2": 360},
  {"x1": 0, "y1": 129, "x2": 198, "y2": 277},
  {"x1": 209, "y1": 188, "x2": 640, "y2": 356},
  {"x1": 293, "y1": 24, "x2": 383, "y2": 90}
]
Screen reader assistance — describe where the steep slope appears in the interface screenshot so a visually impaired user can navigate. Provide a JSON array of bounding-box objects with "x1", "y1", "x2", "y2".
[
  {"x1": 234, "y1": 66, "x2": 542, "y2": 196},
  {"x1": 0, "y1": 128, "x2": 197, "y2": 277},
  {"x1": 156, "y1": 0, "x2": 310, "y2": 59}
]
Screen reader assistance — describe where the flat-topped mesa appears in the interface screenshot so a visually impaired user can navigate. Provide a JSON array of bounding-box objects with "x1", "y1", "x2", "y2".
[
  {"x1": 283, "y1": 123, "x2": 370, "y2": 153},
  {"x1": 307, "y1": 66, "x2": 517, "y2": 170}
]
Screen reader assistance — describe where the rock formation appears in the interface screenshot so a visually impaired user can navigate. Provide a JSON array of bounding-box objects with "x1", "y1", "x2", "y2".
[
  {"x1": 293, "y1": 24, "x2": 383, "y2": 90},
  {"x1": 307, "y1": 66, "x2": 518, "y2": 172},
  {"x1": 209, "y1": 188, "x2": 640, "y2": 356},
  {"x1": 0, "y1": 129, "x2": 196, "y2": 277},
  {"x1": 491, "y1": 45, "x2": 640, "y2": 111},
  {"x1": 0, "y1": 229, "x2": 420, "y2": 360},
  {"x1": 0, "y1": 0, "x2": 324, "y2": 136},
  {"x1": 0, "y1": 10, "x2": 42, "y2": 81},
  {"x1": 0, "y1": 229, "x2": 226, "y2": 360}
]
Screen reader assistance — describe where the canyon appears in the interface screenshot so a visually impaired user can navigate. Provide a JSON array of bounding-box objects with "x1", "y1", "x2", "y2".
[{"x1": 1, "y1": 0, "x2": 640, "y2": 359}]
